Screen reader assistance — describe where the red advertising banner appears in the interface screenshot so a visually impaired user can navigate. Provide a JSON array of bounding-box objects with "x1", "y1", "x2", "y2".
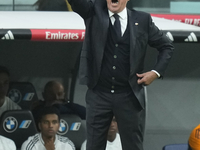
[
  {"x1": 31, "y1": 29, "x2": 85, "y2": 41},
  {"x1": 151, "y1": 14, "x2": 200, "y2": 27},
  {"x1": 1, "y1": 29, "x2": 200, "y2": 43}
]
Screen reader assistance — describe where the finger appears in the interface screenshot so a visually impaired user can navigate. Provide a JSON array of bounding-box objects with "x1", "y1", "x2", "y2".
[
  {"x1": 136, "y1": 73, "x2": 144, "y2": 78},
  {"x1": 137, "y1": 78, "x2": 143, "y2": 84},
  {"x1": 136, "y1": 73, "x2": 141, "y2": 77}
]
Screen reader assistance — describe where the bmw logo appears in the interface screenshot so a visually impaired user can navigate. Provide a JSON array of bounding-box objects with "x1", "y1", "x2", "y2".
[
  {"x1": 8, "y1": 89, "x2": 22, "y2": 104},
  {"x1": 3, "y1": 117, "x2": 18, "y2": 133},
  {"x1": 58, "y1": 119, "x2": 69, "y2": 135}
]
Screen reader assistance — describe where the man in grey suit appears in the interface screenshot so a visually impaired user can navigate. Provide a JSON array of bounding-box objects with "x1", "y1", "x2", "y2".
[{"x1": 68, "y1": 0, "x2": 174, "y2": 149}]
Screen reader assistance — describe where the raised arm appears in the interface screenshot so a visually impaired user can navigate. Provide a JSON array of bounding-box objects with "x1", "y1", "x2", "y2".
[{"x1": 68, "y1": 0, "x2": 94, "y2": 19}]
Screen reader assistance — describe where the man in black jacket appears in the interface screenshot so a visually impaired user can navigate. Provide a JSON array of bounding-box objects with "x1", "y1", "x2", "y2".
[{"x1": 68, "y1": 0, "x2": 174, "y2": 149}]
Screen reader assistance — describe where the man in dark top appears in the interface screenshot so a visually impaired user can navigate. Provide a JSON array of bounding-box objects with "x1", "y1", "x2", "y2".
[
  {"x1": 68, "y1": 0, "x2": 174, "y2": 149},
  {"x1": 31, "y1": 81, "x2": 86, "y2": 125}
]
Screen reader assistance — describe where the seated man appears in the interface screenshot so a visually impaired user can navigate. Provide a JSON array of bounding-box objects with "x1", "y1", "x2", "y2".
[
  {"x1": 31, "y1": 80, "x2": 86, "y2": 122},
  {"x1": 0, "y1": 135, "x2": 16, "y2": 150},
  {"x1": 81, "y1": 116, "x2": 122, "y2": 150},
  {"x1": 188, "y1": 124, "x2": 200, "y2": 150},
  {"x1": 21, "y1": 106, "x2": 75, "y2": 150},
  {"x1": 0, "y1": 66, "x2": 21, "y2": 116}
]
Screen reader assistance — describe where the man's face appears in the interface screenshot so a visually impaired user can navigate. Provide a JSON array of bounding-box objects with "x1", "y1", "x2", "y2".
[
  {"x1": 108, "y1": 117, "x2": 118, "y2": 136},
  {"x1": 0, "y1": 73, "x2": 9, "y2": 99},
  {"x1": 43, "y1": 83, "x2": 65, "y2": 103},
  {"x1": 106, "y1": 0, "x2": 129, "y2": 13},
  {"x1": 39, "y1": 114, "x2": 60, "y2": 138}
]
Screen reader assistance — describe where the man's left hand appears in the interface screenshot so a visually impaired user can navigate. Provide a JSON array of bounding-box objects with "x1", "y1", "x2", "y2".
[{"x1": 136, "y1": 71, "x2": 158, "y2": 86}]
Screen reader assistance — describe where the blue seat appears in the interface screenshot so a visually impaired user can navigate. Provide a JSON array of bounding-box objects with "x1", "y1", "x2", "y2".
[
  {"x1": 163, "y1": 144, "x2": 188, "y2": 150},
  {"x1": 7, "y1": 82, "x2": 38, "y2": 110},
  {"x1": 0, "y1": 110, "x2": 38, "y2": 149}
]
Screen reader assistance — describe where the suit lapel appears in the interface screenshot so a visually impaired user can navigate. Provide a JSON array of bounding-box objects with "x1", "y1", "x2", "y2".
[
  {"x1": 98, "y1": 6, "x2": 109, "y2": 60},
  {"x1": 128, "y1": 9, "x2": 138, "y2": 75},
  {"x1": 101, "y1": 7, "x2": 109, "y2": 48},
  {"x1": 94, "y1": 4, "x2": 109, "y2": 75}
]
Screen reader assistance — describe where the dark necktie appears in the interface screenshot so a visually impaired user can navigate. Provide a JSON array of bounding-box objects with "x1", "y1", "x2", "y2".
[{"x1": 113, "y1": 14, "x2": 121, "y2": 38}]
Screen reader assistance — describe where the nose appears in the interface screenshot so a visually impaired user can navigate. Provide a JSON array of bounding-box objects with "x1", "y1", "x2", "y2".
[
  {"x1": 49, "y1": 122, "x2": 53, "y2": 128},
  {"x1": 110, "y1": 121, "x2": 115, "y2": 127}
]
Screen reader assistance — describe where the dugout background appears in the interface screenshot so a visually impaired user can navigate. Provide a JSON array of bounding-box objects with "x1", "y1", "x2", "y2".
[{"x1": 0, "y1": 40, "x2": 200, "y2": 150}]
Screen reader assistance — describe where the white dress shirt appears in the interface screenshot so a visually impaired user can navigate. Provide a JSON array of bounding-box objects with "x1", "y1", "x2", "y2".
[{"x1": 108, "y1": 8, "x2": 128, "y2": 36}]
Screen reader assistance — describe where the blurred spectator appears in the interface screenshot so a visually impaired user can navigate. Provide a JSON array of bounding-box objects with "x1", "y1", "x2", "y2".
[
  {"x1": 34, "y1": 0, "x2": 72, "y2": 11},
  {"x1": 42, "y1": 80, "x2": 66, "y2": 106},
  {"x1": 21, "y1": 106, "x2": 75, "y2": 150},
  {"x1": 0, "y1": 66, "x2": 21, "y2": 116},
  {"x1": 31, "y1": 80, "x2": 86, "y2": 123},
  {"x1": 188, "y1": 124, "x2": 200, "y2": 150},
  {"x1": 81, "y1": 116, "x2": 122, "y2": 150},
  {"x1": 0, "y1": 135, "x2": 17, "y2": 150}
]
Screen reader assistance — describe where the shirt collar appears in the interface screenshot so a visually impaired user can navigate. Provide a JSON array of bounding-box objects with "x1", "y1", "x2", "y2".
[{"x1": 108, "y1": 7, "x2": 127, "y2": 20}]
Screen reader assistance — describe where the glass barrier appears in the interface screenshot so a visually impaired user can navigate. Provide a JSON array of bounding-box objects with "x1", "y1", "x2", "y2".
[{"x1": 0, "y1": 0, "x2": 37, "y2": 11}]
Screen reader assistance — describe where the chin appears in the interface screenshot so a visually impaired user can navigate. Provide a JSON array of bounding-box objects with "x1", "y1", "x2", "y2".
[
  {"x1": 47, "y1": 134, "x2": 55, "y2": 138},
  {"x1": 108, "y1": 7, "x2": 119, "y2": 13}
]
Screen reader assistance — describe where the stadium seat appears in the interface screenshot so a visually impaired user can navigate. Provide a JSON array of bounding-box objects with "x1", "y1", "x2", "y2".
[
  {"x1": 7, "y1": 82, "x2": 38, "y2": 110},
  {"x1": 57, "y1": 114, "x2": 86, "y2": 150},
  {"x1": 0, "y1": 110, "x2": 38, "y2": 149},
  {"x1": 162, "y1": 143, "x2": 188, "y2": 150}
]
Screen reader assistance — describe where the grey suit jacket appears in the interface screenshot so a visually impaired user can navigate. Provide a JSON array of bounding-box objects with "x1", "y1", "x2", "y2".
[{"x1": 69, "y1": 0, "x2": 174, "y2": 108}]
